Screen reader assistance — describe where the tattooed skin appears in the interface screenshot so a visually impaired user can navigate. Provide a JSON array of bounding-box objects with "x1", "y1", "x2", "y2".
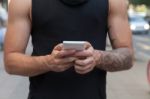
[{"x1": 95, "y1": 48, "x2": 134, "y2": 72}]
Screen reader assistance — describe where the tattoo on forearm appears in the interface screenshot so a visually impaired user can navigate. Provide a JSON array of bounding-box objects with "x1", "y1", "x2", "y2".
[{"x1": 97, "y1": 48, "x2": 133, "y2": 72}]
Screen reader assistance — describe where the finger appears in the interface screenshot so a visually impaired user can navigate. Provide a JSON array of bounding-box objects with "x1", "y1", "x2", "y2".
[
  {"x1": 54, "y1": 63, "x2": 74, "y2": 72},
  {"x1": 75, "y1": 65, "x2": 94, "y2": 74},
  {"x1": 54, "y1": 43, "x2": 63, "y2": 51},
  {"x1": 56, "y1": 57, "x2": 76, "y2": 65},
  {"x1": 74, "y1": 47, "x2": 93, "y2": 57},
  {"x1": 63, "y1": 63, "x2": 74, "y2": 68},
  {"x1": 56, "y1": 50, "x2": 76, "y2": 58},
  {"x1": 84, "y1": 41, "x2": 92, "y2": 49},
  {"x1": 57, "y1": 63, "x2": 74, "y2": 72},
  {"x1": 75, "y1": 57, "x2": 94, "y2": 66},
  {"x1": 74, "y1": 63, "x2": 93, "y2": 72}
]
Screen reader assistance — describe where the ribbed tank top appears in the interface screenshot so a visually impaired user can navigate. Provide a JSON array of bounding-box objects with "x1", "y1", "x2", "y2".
[{"x1": 29, "y1": 0, "x2": 108, "y2": 99}]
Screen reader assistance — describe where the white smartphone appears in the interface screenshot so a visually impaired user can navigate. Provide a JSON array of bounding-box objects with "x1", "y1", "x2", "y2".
[{"x1": 63, "y1": 41, "x2": 86, "y2": 50}]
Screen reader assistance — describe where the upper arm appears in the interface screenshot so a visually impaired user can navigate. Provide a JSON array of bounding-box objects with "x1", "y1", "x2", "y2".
[
  {"x1": 4, "y1": 0, "x2": 31, "y2": 54},
  {"x1": 108, "y1": 0, "x2": 133, "y2": 49}
]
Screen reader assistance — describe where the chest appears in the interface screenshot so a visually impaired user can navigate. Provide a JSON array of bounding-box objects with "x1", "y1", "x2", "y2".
[{"x1": 32, "y1": 0, "x2": 108, "y2": 26}]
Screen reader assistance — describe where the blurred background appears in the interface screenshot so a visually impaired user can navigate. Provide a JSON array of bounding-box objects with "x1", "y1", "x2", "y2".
[{"x1": 0, "y1": 0, "x2": 150, "y2": 99}]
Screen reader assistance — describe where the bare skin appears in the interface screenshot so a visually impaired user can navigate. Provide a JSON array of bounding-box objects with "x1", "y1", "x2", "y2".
[
  {"x1": 4, "y1": 0, "x2": 134, "y2": 76},
  {"x1": 73, "y1": 0, "x2": 134, "y2": 73}
]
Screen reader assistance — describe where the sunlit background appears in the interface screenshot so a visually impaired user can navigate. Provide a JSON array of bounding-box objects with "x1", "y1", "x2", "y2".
[{"x1": 0, "y1": 0, "x2": 150, "y2": 99}]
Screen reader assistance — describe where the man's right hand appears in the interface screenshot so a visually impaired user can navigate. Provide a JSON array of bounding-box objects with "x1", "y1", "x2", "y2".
[{"x1": 45, "y1": 44, "x2": 76, "y2": 72}]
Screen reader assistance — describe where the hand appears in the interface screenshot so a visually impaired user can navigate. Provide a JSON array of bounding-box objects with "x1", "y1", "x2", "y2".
[
  {"x1": 74, "y1": 42, "x2": 100, "y2": 74},
  {"x1": 45, "y1": 43, "x2": 76, "y2": 72}
]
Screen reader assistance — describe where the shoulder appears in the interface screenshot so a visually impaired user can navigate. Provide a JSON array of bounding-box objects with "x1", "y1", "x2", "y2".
[
  {"x1": 109, "y1": 0, "x2": 128, "y2": 14},
  {"x1": 9, "y1": 0, "x2": 31, "y2": 17}
]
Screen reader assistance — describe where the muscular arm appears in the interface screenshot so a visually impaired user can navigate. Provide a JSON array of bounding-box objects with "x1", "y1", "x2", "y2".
[
  {"x1": 96, "y1": 0, "x2": 134, "y2": 72},
  {"x1": 4, "y1": 0, "x2": 50, "y2": 76}
]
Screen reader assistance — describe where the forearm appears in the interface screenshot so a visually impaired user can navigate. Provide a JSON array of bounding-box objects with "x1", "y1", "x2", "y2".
[
  {"x1": 4, "y1": 53, "x2": 50, "y2": 77},
  {"x1": 95, "y1": 48, "x2": 134, "y2": 72}
]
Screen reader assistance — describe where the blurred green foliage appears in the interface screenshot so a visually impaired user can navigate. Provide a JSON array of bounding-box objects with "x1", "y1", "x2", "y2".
[{"x1": 130, "y1": 0, "x2": 150, "y2": 6}]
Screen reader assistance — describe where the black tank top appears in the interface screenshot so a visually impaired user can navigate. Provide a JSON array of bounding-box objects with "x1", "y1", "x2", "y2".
[{"x1": 29, "y1": 0, "x2": 108, "y2": 99}]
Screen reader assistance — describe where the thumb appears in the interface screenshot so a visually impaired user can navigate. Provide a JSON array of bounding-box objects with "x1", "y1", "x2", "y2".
[{"x1": 54, "y1": 43, "x2": 63, "y2": 51}]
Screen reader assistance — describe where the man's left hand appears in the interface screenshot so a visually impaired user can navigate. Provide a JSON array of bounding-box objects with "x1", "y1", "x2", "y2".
[{"x1": 73, "y1": 42, "x2": 100, "y2": 74}]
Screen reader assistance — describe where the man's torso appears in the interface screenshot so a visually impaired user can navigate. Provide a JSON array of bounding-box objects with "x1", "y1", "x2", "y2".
[{"x1": 28, "y1": 0, "x2": 108, "y2": 99}]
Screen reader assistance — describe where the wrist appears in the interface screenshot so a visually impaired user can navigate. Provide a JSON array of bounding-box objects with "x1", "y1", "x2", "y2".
[
  {"x1": 94, "y1": 50, "x2": 103, "y2": 67},
  {"x1": 40, "y1": 55, "x2": 53, "y2": 72}
]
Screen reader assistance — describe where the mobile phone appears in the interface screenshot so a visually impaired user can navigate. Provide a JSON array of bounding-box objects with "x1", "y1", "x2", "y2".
[{"x1": 63, "y1": 41, "x2": 86, "y2": 50}]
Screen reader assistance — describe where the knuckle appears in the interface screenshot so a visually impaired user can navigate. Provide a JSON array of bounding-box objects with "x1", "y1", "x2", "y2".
[
  {"x1": 74, "y1": 65, "x2": 78, "y2": 70},
  {"x1": 68, "y1": 58, "x2": 74, "y2": 62},
  {"x1": 88, "y1": 51, "x2": 93, "y2": 56},
  {"x1": 82, "y1": 61, "x2": 87, "y2": 65},
  {"x1": 54, "y1": 59, "x2": 60, "y2": 64},
  {"x1": 57, "y1": 52, "x2": 62, "y2": 57},
  {"x1": 58, "y1": 66, "x2": 65, "y2": 71},
  {"x1": 53, "y1": 52, "x2": 59, "y2": 58},
  {"x1": 75, "y1": 61, "x2": 80, "y2": 65},
  {"x1": 75, "y1": 65, "x2": 81, "y2": 70},
  {"x1": 85, "y1": 41, "x2": 90, "y2": 45},
  {"x1": 77, "y1": 60, "x2": 83, "y2": 65},
  {"x1": 59, "y1": 68, "x2": 65, "y2": 72},
  {"x1": 91, "y1": 58, "x2": 94, "y2": 63},
  {"x1": 83, "y1": 66, "x2": 89, "y2": 70}
]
